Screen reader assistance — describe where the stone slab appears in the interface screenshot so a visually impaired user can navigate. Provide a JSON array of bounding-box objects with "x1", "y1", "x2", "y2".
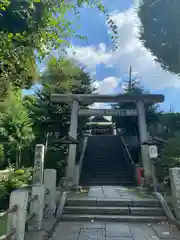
[
  {"x1": 51, "y1": 222, "x2": 180, "y2": 240},
  {"x1": 88, "y1": 187, "x2": 104, "y2": 198},
  {"x1": 51, "y1": 222, "x2": 80, "y2": 240},
  {"x1": 106, "y1": 223, "x2": 132, "y2": 237},
  {"x1": 152, "y1": 224, "x2": 180, "y2": 239},
  {"x1": 73, "y1": 222, "x2": 106, "y2": 229},
  {"x1": 106, "y1": 238, "x2": 133, "y2": 240},
  {"x1": 129, "y1": 224, "x2": 159, "y2": 240},
  {"x1": 79, "y1": 228, "x2": 105, "y2": 240},
  {"x1": 52, "y1": 232, "x2": 79, "y2": 240},
  {"x1": 102, "y1": 186, "x2": 121, "y2": 199},
  {"x1": 42, "y1": 217, "x2": 57, "y2": 236},
  {"x1": 25, "y1": 231, "x2": 48, "y2": 240}
]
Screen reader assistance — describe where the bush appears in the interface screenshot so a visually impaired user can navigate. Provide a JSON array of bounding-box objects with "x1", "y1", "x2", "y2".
[
  {"x1": 156, "y1": 134, "x2": 180, "y2": 181},
  {"x1": 0, "y1": 168, "x2": 32, "y2": 209}
]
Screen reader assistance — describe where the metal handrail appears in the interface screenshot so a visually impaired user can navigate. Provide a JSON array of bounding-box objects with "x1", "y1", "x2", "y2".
[
  {"x1": 116, "y1": 128, "x2": 134, "y2": 164},
  {"x1": 120, "y1": 135, "x2": 134, "y2": 166}
]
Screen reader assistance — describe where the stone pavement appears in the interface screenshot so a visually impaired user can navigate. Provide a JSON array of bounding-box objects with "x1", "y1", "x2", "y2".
[
  {"x1": 51, "y1": 187, "x2": 177, "y2": 239},
  {"x1": 51, "y1": 221, "x2": 180, "y2": 240},
  {"x1": 68, "y1": 186, "x2": 156, "y2": 201}
]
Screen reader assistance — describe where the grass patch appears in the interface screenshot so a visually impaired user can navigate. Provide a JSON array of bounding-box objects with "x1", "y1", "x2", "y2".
[{"x1": 0, "y1": 216, "x2": 7, "y2": 236}]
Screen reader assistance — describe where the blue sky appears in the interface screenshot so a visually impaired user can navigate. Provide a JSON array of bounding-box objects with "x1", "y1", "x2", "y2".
[
  {"x1": 66, "y1": 0, "x2": 180, "y2": 112},
  {"x1": 25, "y1": 0, "x2": 180, "y2": 112}
]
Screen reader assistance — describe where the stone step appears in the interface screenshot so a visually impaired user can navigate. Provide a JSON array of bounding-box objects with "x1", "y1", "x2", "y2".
[
  {"x1": 81, "y1": 179, "x2": 134, "y2": 183},
  {"x1": 83, "y1": 161, "x2": 125, "y2": 164},
  {"x1": 80, "y1": 182, "x2": 134, "y2": 186},
  {"x1": 80, "y1": 172, "x2": 132, "y2": 176},
  {"x1": 64, "y1": 206, "x2": 129, "y2": 215},
  {"x1": 83, "y1": 165, "x2": 128, "y2": 168},
  {"x1": 62, "y1": 214, "x2": 166, "y2": 223},
  {"x1": 63, "y1": 206, "x2": 164, "y2": 216},
  {"x1": 82, "y1": 168, "x2": 129, "y2": 171},
  {"x1": 81, "y1": 174, "x2": 132, "y2": 178},
  {"x1": 66, "y1": 199, "x2": 161, "y2": 207}
]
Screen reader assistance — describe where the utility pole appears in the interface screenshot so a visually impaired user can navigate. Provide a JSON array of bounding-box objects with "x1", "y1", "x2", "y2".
[{"x1": 128, "y1": 66, "x2": 132, "y2": 92}]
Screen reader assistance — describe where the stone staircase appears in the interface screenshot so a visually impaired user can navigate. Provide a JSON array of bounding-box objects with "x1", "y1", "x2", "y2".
[
  {"x1": 62, "y1": 198, "x2": 166, "y2": 223},
  {"x1": 80, "y1": 135, "x2": 135, "y2": 186}
]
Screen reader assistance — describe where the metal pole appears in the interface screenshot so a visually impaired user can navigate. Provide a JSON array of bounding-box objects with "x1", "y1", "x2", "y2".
[
  {"x1": 128, "y1": 66, "x2": 132, "y2": 91},
  {"x1": 151, "y1": 160, "x2": 157, "y2": 192}
]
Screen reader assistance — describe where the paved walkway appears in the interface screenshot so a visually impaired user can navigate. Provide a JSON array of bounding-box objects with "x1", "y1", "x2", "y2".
[
  {"x1": 51, "y1": 186, "x2": 180, "y2": 239},
  {"x1": 68, "y1": 186, "x2": 156, "y2": 201},
  {"x1": 51, "y1": 221, "x2": 180, "y2": 240}
]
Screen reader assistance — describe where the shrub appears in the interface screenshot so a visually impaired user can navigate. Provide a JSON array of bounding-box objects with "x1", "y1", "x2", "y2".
[{"x1": 0, "y1": 168, "x2": 32, "y2": 209}]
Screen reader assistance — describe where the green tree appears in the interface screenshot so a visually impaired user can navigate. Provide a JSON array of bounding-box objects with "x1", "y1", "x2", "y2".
[
  {"x1": 149, "y1": 112, "x2": 180, "y2": 139},
  {"x1": 24, "y1": 57, "x2": 95, "y2": 179},
  {"x1": 0, "y1": 0, "x2": 117, "y2": 97},
  {"x1": 112, "y1": 79, "x2": 159, "y2": 136},
  {"x1": 156, "y1": 133, "x2": 180, "y2": 180},
  {"x1": 138, "y1": 0, "x2": 180, "y2": 75},
  {"x1": 0, "y1": 90, "x2": 34, "y2": 168}
]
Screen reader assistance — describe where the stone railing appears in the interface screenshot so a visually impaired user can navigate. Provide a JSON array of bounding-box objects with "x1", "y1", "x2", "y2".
[
  {"x1": 149, "y1": 167, "x2": 180, "y2": 230},
  {"x1": 0, "y1": 168, "x2": 57, "y2": 240},
  {"x1": 0, "y1": 144, "x2": 59, "y2": 240}
]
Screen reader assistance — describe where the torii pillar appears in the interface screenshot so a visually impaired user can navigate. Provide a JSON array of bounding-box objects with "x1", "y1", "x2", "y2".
[
  {"x1": 136, "y1": 100, "x2": 152, "y2": 179},
  {"x1": 66, "y1": 99, "x2": 79, "y2": 183}
]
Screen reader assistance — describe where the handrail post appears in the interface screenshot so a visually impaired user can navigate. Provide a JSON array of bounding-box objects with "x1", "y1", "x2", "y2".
[
  {"x1": 28, "y1": 185, "x2": 45, "y2": 231},
  {"x1": 44, "y1": 169, "x2": 56, "y2": 214},
  {"x1": 7, "y1": 189, "x2": 29, "y2": 240}
]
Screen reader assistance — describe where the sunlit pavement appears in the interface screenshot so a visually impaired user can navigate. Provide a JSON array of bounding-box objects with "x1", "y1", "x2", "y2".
[{"x1": 51, "y1": 221, "x2": 180, "y2": 240}]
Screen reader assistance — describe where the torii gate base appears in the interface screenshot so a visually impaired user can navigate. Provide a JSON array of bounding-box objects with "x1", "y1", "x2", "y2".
[{"x1": 51, "y1": 93, "x2": 164, "y2": 187}]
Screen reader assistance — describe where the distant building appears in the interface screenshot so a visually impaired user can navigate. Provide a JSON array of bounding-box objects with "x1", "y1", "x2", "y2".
[{"x1": 88, "y1": 116, "x2": 114, "y2": 135}]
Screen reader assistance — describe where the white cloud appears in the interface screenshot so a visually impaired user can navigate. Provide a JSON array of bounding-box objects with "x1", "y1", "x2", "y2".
[
  {"x1": 90, "y1": 77, "x2": 118, "y2": 109},
  {"x1": 67, "y1": 43, "x2": 112, "y2": 72},
  {"x1": 94, "y1": 77, "x2": 118, "y2": 94},
  {"x1": 67, "y1": 7, "x2": 180, "y2": 90}
]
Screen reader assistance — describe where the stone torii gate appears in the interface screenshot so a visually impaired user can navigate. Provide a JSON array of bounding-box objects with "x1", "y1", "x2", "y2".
[{"x1": 51, "y1": 93, "x2": 164, "y2": 185}]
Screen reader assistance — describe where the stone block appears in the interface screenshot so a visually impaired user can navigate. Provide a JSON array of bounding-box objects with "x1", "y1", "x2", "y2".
[
  {"x1": 129, "y1": 224, "x2": 159, "y2": 240},
  {"x1": 51, "y1": 222, "x2": 80, "y2": 240},
  {"x1": 42, "y1": 217, "x2": 57, "y2": 235},
  {"x1": 106, "y1": 223, "x2": 132, "y2": 237},
  {"x1": 106, "y1": 238, "x2": 133, "y2": 240},
  {"x1": 169, "y1": 168, "x2": 180, "y2": 220},
  {"x1": 79, "y1": 228, "x2": 105, "y2": 240},
  {"x1": 25, "y1": 231, "x2": 48, "y2": 240}
]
